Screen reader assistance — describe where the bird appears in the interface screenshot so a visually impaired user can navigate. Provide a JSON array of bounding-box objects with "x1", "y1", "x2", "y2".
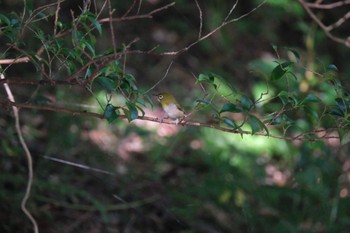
[{"x1": 153, "y1": 92, "x2": 186, "y2": 124}]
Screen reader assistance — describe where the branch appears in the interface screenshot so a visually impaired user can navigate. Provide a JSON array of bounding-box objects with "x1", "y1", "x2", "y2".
[
  {"x1": 1, "y1": 73, "x2": 39, "y2": 233},
  {"x1": 155, "y1": 0, "x2": 266, "y2": 56},
  {"x1": 98, "y1": 2, "x2": 176, "y2": 23},
  {"x1": 304, "y1": 0, "x2": 350, "y2": 9},
  {"x1": 0, "y1": 99, "x2": 340, "y2": 142},
  {"x1": 299, "y1": 0, "x2": 350, "y2": 48}
]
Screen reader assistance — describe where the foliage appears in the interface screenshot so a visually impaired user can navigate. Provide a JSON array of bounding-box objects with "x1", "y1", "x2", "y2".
[{"x1": 1, "y1": 0, "x2": 350, "y2": 233}]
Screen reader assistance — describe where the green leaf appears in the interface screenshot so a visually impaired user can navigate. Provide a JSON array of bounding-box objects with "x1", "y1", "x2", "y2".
[
  {"x1": 240, "y1": 95, "x2": 254, "y2": 110},
  {"x1": 126, "y1": 102, "x2": 139, "y2": 122},
  {"x1": 94, "y1": 77, "x2": 116, "y2": 91},
  {"x1": 323, "y1": 64, "x2": 338, "y2": 80},
  {"x1": 0, "y1": 13, "x2": 11, "y2": 25},
  {"x1": 278, "y1": 91, "x2": 289, "y2": 105},
  {"x1": 270, "y1": 61, "x2": 294, "y2": 80},
  {"x1": 136, "y1": 104, "x2": 145, "y2": 117},
  {"x1": 87, "y1": 15, "x2": 102, "y2": 35},
  {"x1": 248, "y1": 115, "x2": 269, "y2": 135},
  {"x1": 304, "y1": 105, "x2": 319, "y2": 121},
  {"x1": 197, "y1": 73, "x2": 212, "y2": 83},
  {"x1": 222, "y1": 117, "x2": 237, "y2": 128},
  {"x1": 328, "y1": 107, "x2": 344, "y2": 117},
  {"x1": 211, "y1": 73, "x2": 238, "y2": 101},
  {"x1": 220, "y1": 103, "x2": 242, "y2": 113},
  {"x1": 335, "y1": 98, "x2": 347, "y2": 113},
  {"x1": 104, "y1": 104, "x2": 118, "y2": 123},
  {"x1": 302, "y1": 94, "x2": 319, "y2": 103}
]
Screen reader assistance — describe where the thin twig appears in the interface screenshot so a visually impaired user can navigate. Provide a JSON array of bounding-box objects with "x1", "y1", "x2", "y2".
[
  {"x1": 1, "y1": 73, "x2": 39, "y2": 233},
  {"x1": 299, "y1": 0, "x2": 350, "y2": 47},
  {"x1": 305, "y1": 0, "x2": 350, "y2": 9},
  {"x1": 99, "y1": 2, "x2": 176, "y2": 23},
  {"x1": 157, "y1": 0, "x2": 266, "y2": 56},
  {"x1": 53, "y1": 0, "x2": 61, "y2": 36},
  {"x1": 143, "y1": 60, "x2": 174, "y2": 94},
  {"x1": 108, "y1": 0, "x2": 117, "y2": 58},
  {"x1": 194, "y1": 0, "x2": 203, "y2": 39}
]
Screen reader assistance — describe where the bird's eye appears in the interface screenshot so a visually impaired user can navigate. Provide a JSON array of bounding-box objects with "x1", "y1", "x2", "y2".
[{"x1": 158, "y1": 95, "x2": 163, "y2": 99}]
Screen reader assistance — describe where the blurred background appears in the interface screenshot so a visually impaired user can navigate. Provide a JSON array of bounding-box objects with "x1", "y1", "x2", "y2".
[{"x1": 1, "y1": 0, "x2": 350, "y2": 232}]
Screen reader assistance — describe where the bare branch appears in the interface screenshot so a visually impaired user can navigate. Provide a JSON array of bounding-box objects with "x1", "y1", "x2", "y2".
[
  {"x1": 158, "y1": 0, "x2": 266, "y2": 56},
  {"x1": 305, "y1": 0, "x2": 350, "y2": 9},
  {"x1": 108, "y1": 0, "x2": 117, "y2": 58},
  {"x1": 143, "y1": 60, "x2": 174, "y2": 94},
  {"x1": 53, "y1": 0, "x2": 61, "y2": 36},
  {"x1": 194, "y1": 0, "x2": 203, "y2": 39},
  {"x1": 299, "y1": 0, "x2": 350, "y2": 48},
  {"x1": 99, "y1": 2, "x2": 176, "y2": 23},
  {"x1": 1, "y1": 73, "x2": 39, "y2": 233}
]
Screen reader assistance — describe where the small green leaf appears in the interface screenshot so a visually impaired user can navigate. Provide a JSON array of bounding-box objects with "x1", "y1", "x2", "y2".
[
  {"x1": 197, "y1": 74, "x2": 211, "y2": 83},
  {"x1": 126, "y1": 102, "x2": 139, "y2": 122},
  {"x1": 270, "y1": 61, "x2": 294, "y2": 80},
  {"x1": 104, "y1": 104, "x2": 118, "y2": 123},
  {"x1": 87, "y1": 16, "x2": 102, "y2": 35},
  {"x1": 304, "y1": 105, "x2": 319, "y2": 121},
  {"x1": 248, "y1": 115, "x2": 269, "y2": 135},
  {"x1": 136, "y1": 105, "x2": 145, "y2": 117},
  {"x1": 278, "y1": 91, "x2": 289, "y2": 105},
  {"x1": 323, "y1": 64, "x2": 338, "y2": 80},
  {"x1": 94, "y1": 77, "x2": 116, "y2": 91},
  {"x1": 223, "y1": 117, "x2": 237, "y2": 128},
  {"x1": 220, "y1": 103, "x2": 242, "y2": 113},
  {"x1": 335, "y1": 98, "x2": 347, "y2": 113},
  {"x1": 240, "y1": 95, "x2": 254, "y2": 110},
  {"x1": 302, "y1": 94, "x2": 319, "y2": 103},
  {"x1": 328, "y1": 107, "x2": 344, "y2": 117}
]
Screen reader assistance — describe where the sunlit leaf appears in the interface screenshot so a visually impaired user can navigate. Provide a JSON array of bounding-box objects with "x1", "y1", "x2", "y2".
[
  {"x1": 197, "y1": 73, "x2": 212, "y2": 83},
  {"x1": 286, "y1": 48, "x2": 300, "y2": 63}
]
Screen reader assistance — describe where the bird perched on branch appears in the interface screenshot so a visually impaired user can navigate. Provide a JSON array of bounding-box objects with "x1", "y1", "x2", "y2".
[{"x1": 154, "y1": 92, "x2": 186, "y2": 124}]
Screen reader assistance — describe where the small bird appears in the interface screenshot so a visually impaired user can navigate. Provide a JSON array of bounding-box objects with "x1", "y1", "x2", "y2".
[{"x1": 153, "y1": 92, "x2": 185, "y2": 124}]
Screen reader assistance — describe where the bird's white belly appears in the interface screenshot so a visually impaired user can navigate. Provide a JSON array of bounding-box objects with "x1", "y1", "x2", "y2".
[{"x1": 164, "y1": 104, "x2": 183, "y2": 119}]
